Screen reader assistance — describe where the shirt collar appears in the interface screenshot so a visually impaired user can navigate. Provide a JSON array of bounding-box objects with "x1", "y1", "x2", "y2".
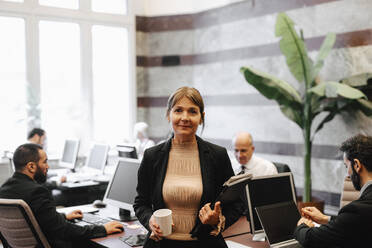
[
  {"x1": 241, "y1": 155, "x2": 255, "y2": 170},
  {"x1": 360, "y1": 180, "x2": 372, "y2": 196}
]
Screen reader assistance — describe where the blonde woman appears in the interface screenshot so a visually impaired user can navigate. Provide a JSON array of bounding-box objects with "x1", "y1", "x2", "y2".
[{"x1": 134, "y1": 87, "x2": 242, "y2": 248}]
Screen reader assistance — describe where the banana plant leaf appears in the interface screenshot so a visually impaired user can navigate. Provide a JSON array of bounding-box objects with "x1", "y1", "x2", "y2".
[
  {"x1": 340, "y1": 73, "x2": 372, "y2": 87},
  {"x1": 275, "y1": 13, "x2": 314, "y2": 86},
  {"x1": 309, "y1": 81, "x2": 367, "y2": 99},
  {"x1": 313, "y1": 33, "x2": 336, "y2": 79},
  {"x1": 357, "y1": 99, "x2": 372, "y2": 116},
  {"x1": 240, "y1": 66, "x2": 304, "y2": 127}
]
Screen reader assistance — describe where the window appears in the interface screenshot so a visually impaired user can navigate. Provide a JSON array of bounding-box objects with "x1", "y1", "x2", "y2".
[
  {"x1": 0, "y1": 17, "x2": 27, "y2": 152},
  {"x1": 92, "y1": 0, "x2": 127, "y2": 15},
  {"x1": 39, "y1": 21, "x2": 81, "y2": 154},
  {"x1": 39, "y1": 0, "x2": 78, "y2": 9},
  {"x1": 92, "y1": 25, "x2": 129, "y2": 145},
  {"x1": 0, "y1": 1, "x2": 135, "y2": 155},
  {"x1": 2, "y1": 0, "x2": 23, "y2": 2}
]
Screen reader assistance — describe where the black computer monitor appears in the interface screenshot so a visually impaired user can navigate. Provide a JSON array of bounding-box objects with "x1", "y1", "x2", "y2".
[
  {"x1": 103, "y1": 158, "x2": 139, "y2": 221},
  {"x1": 116, "y1": 144, "x2": 138, "y2": 159},
  {"x1": 59, "y1": 139, "x2": 80, "y2": 171},
  {"x1": 246, "y1": 173, "x2": 297, "y2": 239}
]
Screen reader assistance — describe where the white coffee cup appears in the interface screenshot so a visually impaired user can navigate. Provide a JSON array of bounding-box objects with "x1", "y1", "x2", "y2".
[{"x1": 153, "y1": 209, "x2": 172, "y2": 236}]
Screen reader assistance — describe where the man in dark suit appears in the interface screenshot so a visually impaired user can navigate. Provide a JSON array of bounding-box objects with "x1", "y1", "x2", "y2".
[
  {"x1": 0, "y1": 143, "x2": 123, "y2": 248},
  {"x1": 294, "y1": 134, "x2": 372, "y2": 248}
]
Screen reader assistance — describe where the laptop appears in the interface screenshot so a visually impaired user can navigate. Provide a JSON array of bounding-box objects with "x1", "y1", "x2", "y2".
[{"x1": 255, "y1": 201, "x2": 302, "y2": 248}]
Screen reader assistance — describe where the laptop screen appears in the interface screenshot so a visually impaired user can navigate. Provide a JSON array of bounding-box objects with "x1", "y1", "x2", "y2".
[
  {"x1": 246, "y1": 173, "x2": 296, "y2": 234},
  {"x1": 255, "y1": 201, "x2": 301, "y2": 244}
]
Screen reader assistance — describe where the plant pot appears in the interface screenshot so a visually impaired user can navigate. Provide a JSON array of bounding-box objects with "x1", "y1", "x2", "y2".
[{"x1": 296, "y1": 196, "x2": 325, "y2": 213}]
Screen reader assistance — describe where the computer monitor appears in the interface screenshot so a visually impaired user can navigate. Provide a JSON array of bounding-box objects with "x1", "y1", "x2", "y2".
[
  {"x1": 246, "y1": 172, "x2": 296, "y2": 240},
  {"x1": 103, "y1": 158, "x2": 140, "y2": 221},
  {"x1": 59, "y1": 139, "x2": 80, "y2": 171},
  {"x1": 116, "y1": 144, "x2": 138, "y2": 159},
  {"x1": 85, "y1": 143, "x2": 110, "y2": 174}
]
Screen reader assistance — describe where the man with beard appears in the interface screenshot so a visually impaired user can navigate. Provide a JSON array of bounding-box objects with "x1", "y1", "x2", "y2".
[
  {"x1": 294, "y1": 134, "x2": 372, "y2": 248},
  {"x1": 0, "y1": 143, "x2": 123, "y2": 248}
]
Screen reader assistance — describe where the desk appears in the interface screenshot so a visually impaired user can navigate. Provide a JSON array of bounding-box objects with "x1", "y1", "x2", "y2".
[
  {"x1": 222, "y1": 216, "x2": 250, "y2": 238},
  {"x1": 226, "y1": 233, "x2": 269, "y2": 248},
  {"x1": 89, "y1": 205, "x2": 146, "y2": 248},
  {"x1": 50, "y1": 181, "x2": 109, "y2": 206},
  {"x1": 89, "y1": 214, "x2": 262, "y2": 248}
]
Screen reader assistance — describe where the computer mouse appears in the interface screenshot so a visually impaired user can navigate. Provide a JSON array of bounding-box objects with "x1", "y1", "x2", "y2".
[
  {"x1": 92, "y1": 200, "x2": 107, "y2": 208},
  {"x1": 117, "y1": 225, "x2": 124, "y2": 232}
]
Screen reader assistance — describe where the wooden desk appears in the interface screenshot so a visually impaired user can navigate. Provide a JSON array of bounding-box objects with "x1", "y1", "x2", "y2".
[
  {"x1": 226, "y1": 233, "x2": 269, "y2": 248},
  {"x1": 222, "y1": 216, "x2": 250, "y2": 238},
  {"x1": 91, "y1": 220, "x2": 146, "y2": 248},
  {"x1": 90, "y1": 214, "x2": 260, "y2": 248}
]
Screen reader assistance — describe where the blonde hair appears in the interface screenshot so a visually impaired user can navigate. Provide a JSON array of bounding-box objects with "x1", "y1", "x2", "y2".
[{"x1": 166, "y1": 86, "x2": 205, "y2": 131}]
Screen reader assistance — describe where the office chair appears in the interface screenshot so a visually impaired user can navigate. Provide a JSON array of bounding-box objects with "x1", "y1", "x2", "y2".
[
  {"x1": 340, "y1": 176, "x2": 359, "y2": 208},
  {"x1": 273, "y1": 162, "x2": 291, "y2": 173},
  {"x1": 0, "y1": 198, "x2": 51, "y2": 248}
]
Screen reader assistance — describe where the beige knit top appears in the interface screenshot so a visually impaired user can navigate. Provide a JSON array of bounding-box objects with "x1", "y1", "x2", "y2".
[{"x1": 162, "y1": 140, "x2": 203, "y2": 240}]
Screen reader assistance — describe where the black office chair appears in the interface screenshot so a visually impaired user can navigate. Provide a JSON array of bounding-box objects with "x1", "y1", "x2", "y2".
[{"x1": 273, "y1": 162, "x2": 291, "y2": 173}]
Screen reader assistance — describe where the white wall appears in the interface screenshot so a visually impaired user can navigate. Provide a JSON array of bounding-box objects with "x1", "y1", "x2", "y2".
[{"x1": 134, "y1": 0, "x2": 245, "y2": 16}]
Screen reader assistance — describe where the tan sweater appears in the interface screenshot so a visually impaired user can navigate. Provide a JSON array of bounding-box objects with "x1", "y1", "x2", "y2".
[{"x1": 162, "y1": 140, "x2": 203, "y2": 240}]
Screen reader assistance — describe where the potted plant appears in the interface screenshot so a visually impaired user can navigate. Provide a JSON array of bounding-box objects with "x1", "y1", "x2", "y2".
[{"x1": 240, "y1": 13, "x2": 372, "y2": 204}]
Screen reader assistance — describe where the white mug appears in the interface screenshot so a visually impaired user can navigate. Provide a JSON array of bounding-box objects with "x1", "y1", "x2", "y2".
[{"x1": 153, "y1": 209, "x2": 172, "y2": 236}]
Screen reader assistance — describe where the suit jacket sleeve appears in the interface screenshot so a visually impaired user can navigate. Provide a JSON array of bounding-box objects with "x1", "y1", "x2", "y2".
[
  {"x1": 30, "y1": 186, "x2": 107, "y2": 240},
  {"x1": 294, "y1": 207, "x2": 357, "y2": 248},
  {"x1": 216, "y1": 148, "x2": 243, "y2": 229},
  {"x1": 133, "y1": 149, "x2": 153, "y2": 231}
]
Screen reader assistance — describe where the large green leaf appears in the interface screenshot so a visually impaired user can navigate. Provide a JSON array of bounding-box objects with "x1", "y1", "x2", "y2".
[
  {"x1": 240, "y1": 66, "x2": 303, "y2": 126},
  {"x1": 280, "y1": 105, "x2": 303, "y2": 128},
  {"x1": 313, "y1": 33, "x2": 336, "y2": 78},
  {"x1": 357, "y1": 99, "x2": 372, "y2": 116},
  {"x1": 340, "y1": 73, "x2": 372, "y2": 87},
  {"x1": 309, "y1": 81, "x2": 367, "y2": 99},
  {"x1": 275, "y1": 13, "x2": 313, "y2": 85}
]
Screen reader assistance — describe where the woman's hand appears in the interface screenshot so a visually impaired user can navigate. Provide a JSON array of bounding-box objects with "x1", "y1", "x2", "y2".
[
  {"x1": 199, "y1": 201, "x2": 221, "y2": 226},
  {"x1": 65, "y1": 210, "x2": 83, "y2": 220},
  {"x1": 149, "y1": 215, "x2": 163, "y2": 241}
]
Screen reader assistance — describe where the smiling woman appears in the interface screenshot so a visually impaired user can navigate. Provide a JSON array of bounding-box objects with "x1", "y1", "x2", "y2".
[{"x1": 134, "y1": 86, "x2": 243, "y2": 248}]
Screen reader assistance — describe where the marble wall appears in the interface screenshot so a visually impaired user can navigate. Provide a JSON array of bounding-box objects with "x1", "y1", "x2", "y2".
[{"x1": 135, "y1": 0, "x2": 372, "y2": 208}]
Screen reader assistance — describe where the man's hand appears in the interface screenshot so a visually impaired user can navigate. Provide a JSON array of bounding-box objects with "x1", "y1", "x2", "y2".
[
  {"x1": 301, "y1": 207, "x2": 329, "y2": 224},
  {"x1": 104, "y1": 221, "x2": 124, "y2": 234},
  {"x1": 65, "y1": 210, "x2": 83, "y2": 220},
  {"x1": 297, "y1": 217, "x2": 315, "y2": 227},
  {"x1": 199, "y1": 201, "x2": 222, "y2": 226},
  {"x1": 60, "y1": 175, "x2": 67, "y2": 183}
]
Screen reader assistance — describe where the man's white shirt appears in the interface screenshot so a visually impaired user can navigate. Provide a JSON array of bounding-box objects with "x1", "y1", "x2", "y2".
[{"x1": 232, "y1": 154, "x2": 278, "y2": 177}]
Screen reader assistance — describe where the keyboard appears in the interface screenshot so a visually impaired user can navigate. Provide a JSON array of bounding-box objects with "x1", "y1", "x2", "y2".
[{"x1": 81, "y1": 213, "x2": 112, "y2": 225}]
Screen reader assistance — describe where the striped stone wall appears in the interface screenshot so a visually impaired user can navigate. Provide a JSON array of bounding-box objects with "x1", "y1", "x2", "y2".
[{"x1": 135, "y1": 0, "x2": 372, "y2": 209}]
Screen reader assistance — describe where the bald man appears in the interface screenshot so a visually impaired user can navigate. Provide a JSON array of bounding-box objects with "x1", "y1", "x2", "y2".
[{"x1": 232, "y1": 132, "x2": 277, "y2": 177}]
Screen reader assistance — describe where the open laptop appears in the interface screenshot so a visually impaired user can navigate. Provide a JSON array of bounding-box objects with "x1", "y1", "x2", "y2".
[{"x1": 255, "y1": 201, "x2": 302, "y2": 248}]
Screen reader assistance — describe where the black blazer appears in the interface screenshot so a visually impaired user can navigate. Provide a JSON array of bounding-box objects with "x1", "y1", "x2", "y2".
[
  {"x1": 294, "y1": 184, "x2": 372, "y2": 248},
  {"x1": 0, "y1": 172, "x2": 106, "y2": 248},
  {"x1": 133, "y1": 136, "x2": 243, "y2": 248}
]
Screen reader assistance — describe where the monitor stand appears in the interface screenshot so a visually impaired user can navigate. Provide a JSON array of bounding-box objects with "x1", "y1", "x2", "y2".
[
  {"x1": 119, "y1": 208, "x2": 137, "y2": 222},
  {"x1": 252, "y1": 232, "x2": 266, "y2": 242}
]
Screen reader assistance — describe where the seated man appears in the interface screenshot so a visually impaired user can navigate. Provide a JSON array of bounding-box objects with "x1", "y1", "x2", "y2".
[
  {"x1": 0, "y1": 143, "x2": 123, "y2": 248},
  {"x1": 27, "y1": 127, "x2": 47, "y2": 148},
  {"x1": 295, "y1": 134, "x2": 372, "y2": 247},
  {"x1": 232, "y1": 132, "x2": 277, "y2": 176}
]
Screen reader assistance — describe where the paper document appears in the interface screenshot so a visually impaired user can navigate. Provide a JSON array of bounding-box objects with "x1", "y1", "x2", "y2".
[{"x1": 226, "y1": 240, "x2": 252, "y2": 248}]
